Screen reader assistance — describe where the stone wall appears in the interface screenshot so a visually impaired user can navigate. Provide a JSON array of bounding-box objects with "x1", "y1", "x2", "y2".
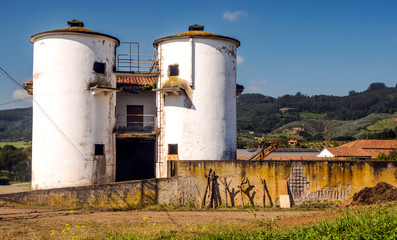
[{"x1": 0, "y1": 177, "x2": 199, "y2": 209}]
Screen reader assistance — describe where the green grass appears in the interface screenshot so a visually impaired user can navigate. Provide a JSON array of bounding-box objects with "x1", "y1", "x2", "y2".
[
  {"x1": 17, "y1": 202, "x2": 397, "y2": 239},
  {"x1": 0, "y1": 141, "x2": 31, "y2": 149},
  {"x1": 279, "y1": 107, "x2": 294, "y2": 112},
  {"x1": 185, "y1": 203, "x2": 397, "y2": 239},
  {"x1": 300, "y1": 112, "x2": 324, "y2": 120},
  {"x1": 367, "y1": 117, "x2": 397, "y2": 131}
]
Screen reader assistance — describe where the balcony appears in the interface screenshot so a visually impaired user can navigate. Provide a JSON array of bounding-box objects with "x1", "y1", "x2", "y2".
[{"x1": 114, "y1": 114, "x2": 157, "y2": 138}]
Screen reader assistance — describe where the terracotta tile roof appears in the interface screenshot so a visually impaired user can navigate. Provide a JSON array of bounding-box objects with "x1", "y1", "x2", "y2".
[
  {"x1": 263, "y1": 156, "x2": 345, "y2": 161},
  {"x1": 326, "y1": 147, "x2": 371, "y2": 157},
  {"x1": 338, "y1": 140, "x2": 397, "y2": 150},
  {"x1": 365, "y1": 149, "x2": 393, "y2": 158},
  {"x1": 117, "y1": 76, "x2": 157, "y2": 86}
]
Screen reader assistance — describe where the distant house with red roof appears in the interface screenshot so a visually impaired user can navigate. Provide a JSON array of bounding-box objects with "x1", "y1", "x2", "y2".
[{"x1": 317, "y1": 140, "x2": 397, "y2": 159}]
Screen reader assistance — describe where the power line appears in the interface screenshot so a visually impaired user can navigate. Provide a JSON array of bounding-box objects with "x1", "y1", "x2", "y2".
[
  {"x1": 0, "y1": 67, "x2": 24, "y2": 88},
  {"x1": 0, "y1": 66, "x2": 88, "y2": 162},
  {"x1": 0, "y1": 99, "x2": 30, "y2": 106}
]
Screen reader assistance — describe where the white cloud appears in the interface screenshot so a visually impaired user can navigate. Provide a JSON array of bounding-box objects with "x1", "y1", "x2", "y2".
[
  {"x1": 246, "y1": 85, "x2": 262, "y2": 92},
  {"x1": 12, "y1": 89, "x2": 32, "y2": 103},
  {"x1": 237, "y1": 55, "x2": 244, "y2": 65},
  {"x1": 245, "y1": 80, "x2": 267, "y2": 93},
  {"x1": 223, "y1": 11, "x2": 247, "y2": 22}
]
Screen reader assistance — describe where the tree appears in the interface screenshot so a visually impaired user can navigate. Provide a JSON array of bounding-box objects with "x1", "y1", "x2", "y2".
[
  {"x1": 349, "y1": 90, "x2": 357, "y2": 96},
  {"x1": 0, "y1": 147, "x2": 30, "y2": 181},
  {"x1": 367, "y1": 82, "x2": 386, "y2": 91}
]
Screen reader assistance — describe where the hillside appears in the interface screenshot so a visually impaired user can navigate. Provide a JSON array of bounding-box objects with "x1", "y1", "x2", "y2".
[
  {"x1": 237, "y1": 85, "x2": 397, "y2": 138},
  {"x1": 1, "y1": 84, "x2": 397, "y2": 142},
  {"x1": 273, "y1": 113, "x2": 397, "y2": 140},
  {"x1": 0, "y1": 107, "x2": 32, "y2": 141}
]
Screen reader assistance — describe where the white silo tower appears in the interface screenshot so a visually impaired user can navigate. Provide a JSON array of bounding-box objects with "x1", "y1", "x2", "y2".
[
  {"x1": 153, "y1": 25, "x2": 240, "y2": 177},
  {"x1": 30, "y1": 20, "x2": 120, "y2": 190}
]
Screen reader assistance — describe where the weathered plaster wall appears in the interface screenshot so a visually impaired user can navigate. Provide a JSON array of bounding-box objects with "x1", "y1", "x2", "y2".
[
  {"x1": 1, "y1": 161, "x2": 395, "y2": 208},
  {"x1": 0, "y1": 177, "x2": 199, "y2": 209},
  {"x1": 32, "y1": 34, "x2": 118, "y2": 190},
  {"x1": 157, "y1": 37, "x2": 237, "y2": 179},
  {"x1": 170, "y1": 160, "x2": 397, "y2": 206}
]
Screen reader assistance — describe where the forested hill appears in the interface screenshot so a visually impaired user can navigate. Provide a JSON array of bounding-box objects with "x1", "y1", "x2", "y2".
[
  {"x1": 1, "y1": 83, "x2": 397, "y2": 141},
  {"x1": 237, "y1": 84, "x2": 397, "y2": 134},
  {"x1": 0, "y1": 107, "x2": 32, "y2": 141}
]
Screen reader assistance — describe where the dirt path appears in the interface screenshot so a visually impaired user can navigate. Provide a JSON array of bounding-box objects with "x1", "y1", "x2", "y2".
[
  {"x1": 0, "y1": 208, "x2": 320, "y2": 225},
  {"x1": 0, "y1": 183, "x2": 30, "y2": 194},
  {"x1": 0, "y1": 207, "x2": 330, "y2": 239}
]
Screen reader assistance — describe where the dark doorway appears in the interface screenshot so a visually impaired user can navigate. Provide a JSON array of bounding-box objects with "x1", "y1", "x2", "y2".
[
  {"x1": 127, "y1": 105, "x2": 143, "y2": 131},
  {"x1": 116, "y1": 138, "x2": 155, "y2": 181}
]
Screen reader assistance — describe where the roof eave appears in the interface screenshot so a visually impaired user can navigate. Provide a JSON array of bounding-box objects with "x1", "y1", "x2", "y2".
[
  {"x1": 153, "y1": 34, "x2": 240, "y2": 48},
  {"x1": 30, "y1": 30, "x2": 120, "y2": 47}
]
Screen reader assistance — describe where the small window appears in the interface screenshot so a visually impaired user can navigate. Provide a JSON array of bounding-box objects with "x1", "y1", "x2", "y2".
[
  {"x1": 95, "y1": 144, "x2": 104, "y2": 155},
  {"x1": 168, "y1": 144, "x2": 178, "y2": 155},
  {"x1": 93, "y1": 62, "x2": 105, "y2": 74},
  {"x1": 168, "y1": 64, "x2": 179, "y2": 76}
]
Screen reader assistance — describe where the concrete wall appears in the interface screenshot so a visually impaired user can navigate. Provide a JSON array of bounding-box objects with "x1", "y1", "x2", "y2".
[
  {"x1": 0, "y1": 177, "x2": 199, "y2": 209},
  {"x1": 32, "y1": 34, "x2": 118, "y2": 190},
  {"x1": 170, "y1": 160, "x2": 397, "y2": 206},
  {"x1": 1, "y1": 160, "x2": 395, "y2": 208},
  {"x1": 157, "y1": 38, "x2": 237, "y2": 179}
]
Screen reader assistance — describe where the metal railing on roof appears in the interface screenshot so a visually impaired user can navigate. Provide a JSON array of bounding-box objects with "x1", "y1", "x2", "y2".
[{"x1": 117, "y1": 42, "x2": 158, "y2": 72}]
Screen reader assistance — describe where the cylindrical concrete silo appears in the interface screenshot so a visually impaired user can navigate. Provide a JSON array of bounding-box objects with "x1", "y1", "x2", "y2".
[
  {"x1": 30, "y1": 20, "x2": 120, "y2": 189},
  {"x1": 153, "y1": 25, "x2": 240, "y2": 177}
]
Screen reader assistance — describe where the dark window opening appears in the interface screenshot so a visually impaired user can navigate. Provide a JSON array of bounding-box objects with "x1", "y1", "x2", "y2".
[
  {"x1": 95, "y1": 144, "x2": 104, "y2": 155},
  {"x1": 168, "y1": 144, "x2": 178, "y2": 155},
  {"x1": 94, "y1": 62, "x2": 105, "y2": 74},
  {"x1": 168, "y1": 64, "x2": 179, "y2": 76}
]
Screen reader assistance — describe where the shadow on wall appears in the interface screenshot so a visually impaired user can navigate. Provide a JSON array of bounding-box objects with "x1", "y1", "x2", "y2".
[
  {"x1": 170, "y1": 160, "x2": 397, "y2": 207},
  {"x1": 0, "y1": 177, "x2": 197, "y2": 209}
]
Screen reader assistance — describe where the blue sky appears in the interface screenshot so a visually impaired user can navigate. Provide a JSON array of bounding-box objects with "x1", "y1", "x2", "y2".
[{"x1": 1, "y1": 0, "x2": 397, "y2": 110}]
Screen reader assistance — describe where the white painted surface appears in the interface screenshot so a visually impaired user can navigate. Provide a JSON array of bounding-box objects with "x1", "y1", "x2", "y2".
[
  {"x1": 31, "y1": 34, "x2": 118, "y2": 190},
  {"x1": 317, "y1": 149, "x2": 335, "y2": 157},
  {"x1": 279, "y1": 195, "x2": 291, "y2": 208},
  {"x1": 115, "y1": 91, "x2": 156, "y2": 130},
  {"x1": 157, "y1": 37, "x2": 238, "y2": 177}
]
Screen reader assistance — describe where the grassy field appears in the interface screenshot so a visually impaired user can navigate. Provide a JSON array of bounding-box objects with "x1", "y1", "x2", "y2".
[
  {"x1": 300, "y1": 112, "x2": 324, "y2": 120},
  {"x1": 189, "y1": 203, "x2": 397, "y2": 240},
  {"x1": 366, "y1": 117, "x2": 397, "y2": 131},
  {"x1": 0, "y1": 141, "x2": 31, "y2": 149},
  {"x1": 3, "y1": 202, "x2": 395, "y2": 239}
]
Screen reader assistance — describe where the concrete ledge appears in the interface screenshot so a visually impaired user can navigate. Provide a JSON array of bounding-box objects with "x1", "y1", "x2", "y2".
[{"x1": 0, "y1": 177, "x2": 199, "y2": 209}]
